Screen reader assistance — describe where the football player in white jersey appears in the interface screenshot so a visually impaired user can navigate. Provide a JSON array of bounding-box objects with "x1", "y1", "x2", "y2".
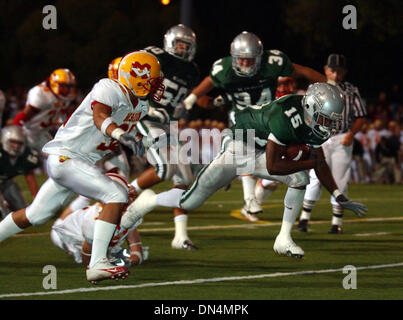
[
  {"x1": 13, "y1": 68, "x2": 77, "y2": 156},
  {"x1": 0, "y1": 51, "x2": 164, "y2": 283},
  {"x1": 60, "y1": 57, "x2": 131, "y2": 218},
  {"x1": 51, "y1": 172, "x2": 149, "y2": 267}
]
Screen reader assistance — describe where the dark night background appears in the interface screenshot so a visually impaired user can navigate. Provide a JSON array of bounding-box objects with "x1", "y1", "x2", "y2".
[{"x1": 0, "y1": 0, "x2": 402, "y2": 101}]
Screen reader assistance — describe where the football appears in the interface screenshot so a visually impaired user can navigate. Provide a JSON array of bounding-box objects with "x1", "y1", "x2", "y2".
[{"x1": 284, "y1": 143, "x2": 311, "y2": 161}]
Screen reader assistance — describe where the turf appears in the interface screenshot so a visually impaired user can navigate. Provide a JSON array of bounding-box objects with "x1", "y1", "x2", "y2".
[{"x1": 1, "y1": 176, "x2": 403, "y2": 301}]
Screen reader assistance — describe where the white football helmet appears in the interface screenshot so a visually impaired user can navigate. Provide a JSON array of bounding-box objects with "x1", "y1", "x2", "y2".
[
  {"x1": 302, "y1": 83, "x2": 344, "y2": 140},
  {"x1": 164, "y1": 24, "x2": 197, "y2": 61},
  {"x1": 230, "y1": 31, "x2": 263, "y2": 77},
  {"x1": 1, "y1": 125, "x2": 26, "y2": 157}
]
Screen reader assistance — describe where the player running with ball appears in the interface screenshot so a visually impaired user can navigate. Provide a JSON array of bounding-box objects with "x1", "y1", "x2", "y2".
[{"x1": 123, "y1": 82, "x2": 367, "y2": 258}]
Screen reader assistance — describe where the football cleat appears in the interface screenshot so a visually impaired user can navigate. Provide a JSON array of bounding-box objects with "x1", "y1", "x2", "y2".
[
  {"x1": 241, "y1": 197, "x2": 262, "y2": 222},
  {"x1": 328, "y1": 225, "x2": 343, "y2": 234},
  {"x1": 120, "y1": 189, "x2": 156, "y2": 229},
  {"x1": 273, "y1": 235, "x2": 304, "y2": 258},
  {"x1": 297, "y1": 219, "x2": 309, "y2": 232},
  {"x1": 86, "y1": 257, "x2": 129, "y2": 284},
  {"x1": 171, "y1": 238, "x2": 198, "y2": 250}
]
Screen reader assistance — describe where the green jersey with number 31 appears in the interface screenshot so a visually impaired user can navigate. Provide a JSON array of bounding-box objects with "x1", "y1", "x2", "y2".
[
  {"x1": 210, "y1": 50, "x2": 294, "y2": 113},
  {"x1": 231, "y1": 94, "x2": 327, "y2": 149}
]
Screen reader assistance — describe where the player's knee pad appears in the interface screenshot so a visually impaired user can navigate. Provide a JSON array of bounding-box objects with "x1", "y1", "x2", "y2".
[
  {"x1": 180, "y1": 191, "x2": 206, "y2": 211},
  {"x1": 26, "y1": 203, "x2": 56, "y2": 226},
  {"x1": 287, "y1": 171, "x2": 309, "y2": 188},
  {"x1": 102, "y1": 183, "x2": 129, "y2": 204}
]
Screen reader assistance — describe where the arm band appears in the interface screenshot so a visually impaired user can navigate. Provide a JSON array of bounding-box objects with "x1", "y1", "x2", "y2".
[
  {"x1": 111, "y1": 128, "x2": 125, "y2": 140},
  {"x1": 100, "y1": 117, "x2": 114, "y2": 136}
]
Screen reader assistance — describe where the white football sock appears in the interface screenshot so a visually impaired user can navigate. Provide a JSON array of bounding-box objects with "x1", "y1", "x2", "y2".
[
  {"x1": 300, "y1": 199, "x2": 316, "y2": 221},
  {"x1": 0, "y1": 213, "x2": 23, "y2": 242},
  {"x1": 332, "y1": 205, "x2": 344, "y2": 226},
  {"x1": 174, "y1": 214, "x2": 188, "y2": 240},
  {"x1": 242, "y1": 175, "x2": 256, "y2": 201},
  {"x1": 156, "y1": 188, "x2": 185, "y2": 208},
  {"x1": 89, "y1": 220, "x2": 116, "y2": 268},
  {"x1": 130, "y1": 179, "x2": 143, "y2": 193},
  {"x1": 279, "y1": 188, "x2": 305, "y2": 237}
]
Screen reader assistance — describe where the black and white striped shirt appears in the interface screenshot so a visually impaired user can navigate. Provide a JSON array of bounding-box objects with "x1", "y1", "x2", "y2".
[{"x1": 334, "y1": 81, "x2": 367, "y2": 134}]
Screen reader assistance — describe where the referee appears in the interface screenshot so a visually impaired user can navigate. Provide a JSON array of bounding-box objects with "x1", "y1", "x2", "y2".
[{"x1": 297, "y1": 54, "x2": 367, "y2": 234}]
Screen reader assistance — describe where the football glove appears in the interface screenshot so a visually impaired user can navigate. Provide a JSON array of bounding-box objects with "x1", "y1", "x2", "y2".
[
  {"x1": 119, "y1": 133, "x2": 145, "y2": 157},
  {"x1": 335, "y1": 194, "x2": 368, "y2": 217},
  {"x1": 173, "y1": 102, "x2": 188, "y2": 119},
  {"x1": 142, "y1": 133, "x2": 176, "y2": 149}
]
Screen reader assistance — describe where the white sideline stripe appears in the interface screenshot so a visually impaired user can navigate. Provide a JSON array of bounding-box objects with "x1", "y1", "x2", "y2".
[
  {"x1": 1, "y1": 261, "x2": 403, "y2": 299},
  {"x1": 354, "y1": 232, "x2": 391, "y2": 237},
  {"x1": 13, "y1": 216, "x2": 403, "y2": 237}
]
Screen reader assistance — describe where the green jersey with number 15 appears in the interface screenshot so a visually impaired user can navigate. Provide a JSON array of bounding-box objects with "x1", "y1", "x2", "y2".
[
  {"x1": 210, "y1": 50, "x2": 294, "y2": 113},
  {"x1": 231, "y1": 94, "x2": 327, "y2": 149}
]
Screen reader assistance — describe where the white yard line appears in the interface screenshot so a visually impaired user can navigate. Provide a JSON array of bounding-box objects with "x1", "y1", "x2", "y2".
[
  {"x1": 1, "y1": 261, "x2": 402, "y2": 299},
  {"x1": 354, "y1": 232, "x2": 391, "y2": 237},
  {"x1": 13, "y1": 216, "x2": 403, "y2": 237}
]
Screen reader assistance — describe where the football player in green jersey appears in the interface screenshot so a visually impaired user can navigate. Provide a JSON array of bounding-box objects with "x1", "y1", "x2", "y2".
[
  {"x1": 130, "y1": 24, "x2": 201, "y2": 250},
  {"x1": 0, "y1": 125, "x2": 40, "y2": 219},
  {"x1": 175, "y1": 31, "x2": 327, "y2": 223},
  {"x1": 123, "y1": 83, "x2": 367, "y2": 258}
]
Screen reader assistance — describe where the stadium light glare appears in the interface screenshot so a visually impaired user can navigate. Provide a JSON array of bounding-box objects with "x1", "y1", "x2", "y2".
[{"x1": 161, "y1": 0, "x2": 170, "y2": 5}]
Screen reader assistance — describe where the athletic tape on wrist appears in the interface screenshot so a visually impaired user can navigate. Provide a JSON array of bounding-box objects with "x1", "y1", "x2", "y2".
[
  {"x1": 100, "y1": 117, "x2": 114, "y2": 136},
  {"x1": 111, "y1": 128, "x2": 125, "y2": 140},
  {"x1": 333, "y1": 189, "x2": 342, "y2": 199},
  {"x1": 184, "y1": 93, "x2": 197, "y2": 110}
]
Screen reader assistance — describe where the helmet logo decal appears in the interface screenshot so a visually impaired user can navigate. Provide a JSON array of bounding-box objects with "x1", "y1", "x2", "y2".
[{"x1": 130, "y1": 62, "x2": 151, "y2": 79}]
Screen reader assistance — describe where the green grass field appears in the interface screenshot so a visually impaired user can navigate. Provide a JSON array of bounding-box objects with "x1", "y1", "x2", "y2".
[{"x1": 1, "y1": 176, "x2": 403, "y2": 301}]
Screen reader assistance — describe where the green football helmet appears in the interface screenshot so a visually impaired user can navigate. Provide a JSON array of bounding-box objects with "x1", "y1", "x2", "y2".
[{"x1": 301, "y1": 83, "x2": 344, "y2": 140}]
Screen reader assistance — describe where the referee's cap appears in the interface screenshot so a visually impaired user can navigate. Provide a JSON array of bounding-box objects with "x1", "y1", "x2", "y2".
[{"x1": 326, "y1": 54, "x2": 347, "y2": 69}]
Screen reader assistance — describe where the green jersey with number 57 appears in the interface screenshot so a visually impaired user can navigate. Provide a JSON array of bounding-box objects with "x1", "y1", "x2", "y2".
[
  {"x1": 231, "y1": 94, "x2": 327, "y2": 149},
  {"x1": 210, "y1": 50, "x2": 294, "y2": 113}
]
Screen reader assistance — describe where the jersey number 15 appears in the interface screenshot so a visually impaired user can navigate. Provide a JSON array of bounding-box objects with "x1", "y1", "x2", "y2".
[{"x1": 284, "y1": 107, "x2": 303, "y2": 129}]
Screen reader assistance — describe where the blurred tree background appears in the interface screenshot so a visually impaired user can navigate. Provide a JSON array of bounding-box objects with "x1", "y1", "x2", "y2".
[{"x1": 0, "y1": 0, "x2": 401, "y2": 100}]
